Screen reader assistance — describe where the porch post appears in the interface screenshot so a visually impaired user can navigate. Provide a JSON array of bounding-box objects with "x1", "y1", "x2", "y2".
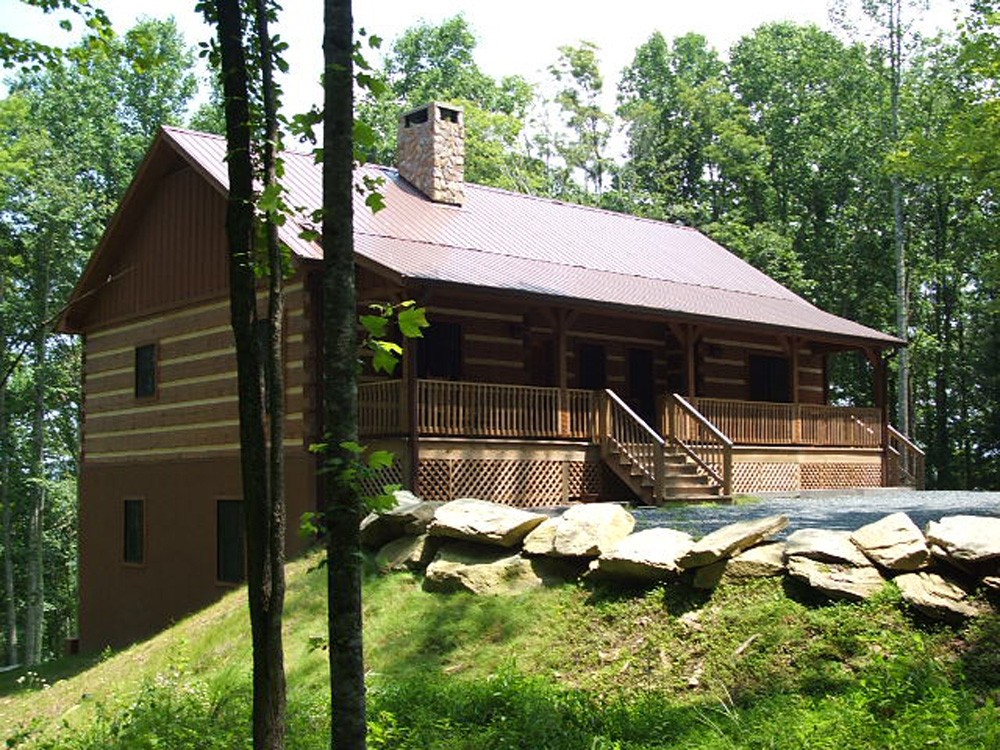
[
  {"x1": 789, "y1": 336, "x2": 802, "y2": 443},
  {"x1": 556, "y1": 308, "x2": 571, "y2": 436},
  {"x1": 866, "y1": 347, "x2": 890, "y2": 486},
  {"x1": 402, "y1": 340, "x2": 419, "y2": 491}
]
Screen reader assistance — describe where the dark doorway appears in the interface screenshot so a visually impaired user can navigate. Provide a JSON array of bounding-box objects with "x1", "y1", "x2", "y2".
[
  {"x1": 417, "y1": 320, "x2": 462, "y2": 380},
  {"x1": 627, "y1": 348, "x2": 656, "y2": 424},
  {"x1": 577, "y1": 343, "x2": 606, "y2": 390},
  {"x1": 749, "y1": 354, "x2": 791, "y2": 402},
  {"x1": 527, "y1": 339, "x2": 556, "y2": 387}
]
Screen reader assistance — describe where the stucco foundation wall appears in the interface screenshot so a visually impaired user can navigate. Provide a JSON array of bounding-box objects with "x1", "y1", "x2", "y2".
[{"x1": 78, "y1": 452, "x2": 317, "y2": 651}]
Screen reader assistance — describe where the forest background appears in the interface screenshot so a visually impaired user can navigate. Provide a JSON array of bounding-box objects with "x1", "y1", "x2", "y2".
[{"x1": 1, "y1": 0, "x2": 998, "y2": 665}]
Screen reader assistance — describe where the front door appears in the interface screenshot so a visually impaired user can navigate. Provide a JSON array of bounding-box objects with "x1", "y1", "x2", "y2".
[{"x1": 627, "y1": 347, "x2": 656, "y2": 425}]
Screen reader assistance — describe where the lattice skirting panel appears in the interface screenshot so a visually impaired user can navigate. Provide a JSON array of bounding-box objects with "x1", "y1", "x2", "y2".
[
  {"x1": 801, "y1": 462, "x2": 882, "y2": 489},
  {"x1": 415, "y1": 458, "x2": 619, "y2": 507},
  {"x1": 731, "y1": 462, "x2": 801, "y2": 494},
  {"x1": 357, "y1": 462, "x2": 405, "y2": 501}
]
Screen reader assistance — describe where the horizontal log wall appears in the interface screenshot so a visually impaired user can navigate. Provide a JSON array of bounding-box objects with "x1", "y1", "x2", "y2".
[{"x1": 83, "y1": 282, "x2": 311, "y2": 463}]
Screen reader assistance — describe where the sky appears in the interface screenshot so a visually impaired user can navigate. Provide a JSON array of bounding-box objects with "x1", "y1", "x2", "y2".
[{"x1": 0, "y1": 0, "x2": 969, "y2": 120}]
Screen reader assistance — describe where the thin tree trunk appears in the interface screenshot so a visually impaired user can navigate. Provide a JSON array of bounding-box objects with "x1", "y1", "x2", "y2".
[
  {"x1": 890, "y1": 0, "x2": 910, "y2": 436},
  {"x1": 211, "y1": 1, "x2": 285, "y2": 747},
  {"x1": 256, "y1": 0, "x2": 288, "y2": 746},
  {"x1": 323, "y1": 1, "x2": 367, "y2": 748},
  {"x1": 25, "y1": 269, "x2": 48, "y2": 666},
  {"x1": 0, "y1": 276, "x2": 17, "y2": 666}
]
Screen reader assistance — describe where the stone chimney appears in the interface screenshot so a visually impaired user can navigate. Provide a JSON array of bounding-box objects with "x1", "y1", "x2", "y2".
[{"x1": 396, "y1": 102, "x2": 465, "y2": 206}]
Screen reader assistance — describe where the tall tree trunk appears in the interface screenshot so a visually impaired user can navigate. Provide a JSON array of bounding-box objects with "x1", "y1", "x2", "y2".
[
  {"x1": 255, "y1": 0, "x2": 288, "y2": 745},
  {"x1": 0, "y1": 276, "x2": 17, "y2": 666},
  {"x1": 211, "y1": 1, "x2": 285, "y2": 747},
  {"x1": 25, "y1": 255, "x2": 49, "y2": 666},
  {"x1": 323, "y1": 1, "x2": 366, "y2": 748},
  {"x1": 890, "y1": 0, "x2": 911, "y2": 436}
]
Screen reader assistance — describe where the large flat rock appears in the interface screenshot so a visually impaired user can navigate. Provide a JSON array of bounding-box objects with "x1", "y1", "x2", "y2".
[
  {"x1": 522, "y1": 503, "x2": 635, "y2": 558},
  {"x1": 360, "y1": 497, "x2": 442, "y2": 550},
  {"x1": 375, "y1": 534, "x2": 440, "y2": 572},
  {"x1": 785, "y1": 528, "x2": 870, "y2": 567},
  {"x1": 589, "y1": 528, "x2": 694, "y2": 580},
  {"x1": 427, "y1": 498, "x2": 547, "y2": 548},
  {"x1": 786, "y1": 557, "x2": 885, "y2": 601},
  {"x1": 726, "y1": 542, "x2": 787, "y2": 578},
  {"x1": 423, "y1": 542, "x2": 568, "y2": 595},
  {"x1": 894, "y1": 572, "x2": 987, "y2": 623},
  {"x1": 678, "y1": 515, "x2": 789, "y2": 569},
  {"x1": 851, "y1": 512, "x2": 930, "y2": 571},
  {"x1": 925, "y1": 515, "x2": 1000, "y2": 565}
]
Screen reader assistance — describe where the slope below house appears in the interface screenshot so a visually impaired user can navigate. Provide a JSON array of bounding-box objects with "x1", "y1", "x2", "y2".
[{"x1": 59, "y1": 101, "x2": 917, "y2": 650}]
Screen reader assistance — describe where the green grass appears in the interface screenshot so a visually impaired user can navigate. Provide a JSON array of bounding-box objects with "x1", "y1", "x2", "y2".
[{"x1": 2, "y1": 554, "x2": 998, "y2": 748}]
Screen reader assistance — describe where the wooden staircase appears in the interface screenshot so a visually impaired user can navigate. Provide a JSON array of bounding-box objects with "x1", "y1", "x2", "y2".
[{"x1": 599, "y1": 390, "x2": 730, "y2": 504}]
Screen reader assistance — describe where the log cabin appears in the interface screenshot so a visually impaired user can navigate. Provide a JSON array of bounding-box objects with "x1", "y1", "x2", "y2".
[{"x1": 60, "y1": 102, "x2": 923, "y2": 649}]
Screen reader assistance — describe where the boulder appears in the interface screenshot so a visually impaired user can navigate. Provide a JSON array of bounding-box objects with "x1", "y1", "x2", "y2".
[
  {"x1": 427, "y1": 498, "x2": 547, "y2": 548},
  {"x1": 523, "y1": 503, "x2": 635, "y2": 558},
  {"x1": 359, "y1": 497, "x2": 442, "y2": 550},
  {"x1": 589, "y1": 528, "x2": 694, "y2": 580},
  {"x1": 894, "y1": 572, "x2": 987, "y2": 623},
  {"x1": 522, "y1": 518, "x2": 559, "y2": 556},
  {"x1": 925, "y1": 515, "x2": 1000, "y2": 565},
  {"x1": 375, "y1": 534, "x2": 440, "y2": 572},
  {"x1": 693, "y1": 542, "x2": 787, "y2": 589},
  {"x1": 422, "y1": 542, "x2": 567, "y2": 595},
  {"x1": 692, "y1": 560, "x2": 727, "y2": 590},
  {"x1": 850, "y1": 512, "x2": 930, "y2": 571},
  {"x1": 726, "y1": 542, "x2": 787, "y2": 578},
  {"x1": 786, "y1": 557, "x2": 885, "y2": 601},
  {"x1": 785, "y1": 529, "x2": 870, "y2": 567},
  {"x1": 983, "y1": 576, "x2": 1000, "y2": 592},
  {"x1": 678, "y1": 515, "x2": 789, "y2": 569}
]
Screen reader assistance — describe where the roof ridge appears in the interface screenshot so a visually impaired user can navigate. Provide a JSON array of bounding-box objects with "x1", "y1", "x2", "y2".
[
  {"x1": 355, "y1": 229, "x2": 804, "y2": 305},
  {"x1": 372, "y1": 166, "x2": 702, "y2": 233}
]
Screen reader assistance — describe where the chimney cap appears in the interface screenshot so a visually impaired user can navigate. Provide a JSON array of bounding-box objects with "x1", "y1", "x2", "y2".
[{"x1": 400, "y1": 101, "x2": 464, "y2": 128}]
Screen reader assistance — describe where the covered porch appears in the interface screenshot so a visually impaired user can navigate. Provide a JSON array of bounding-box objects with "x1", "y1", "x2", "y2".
[{"x1": 358, "y1": 379, "x2": 925, "y2": 505}]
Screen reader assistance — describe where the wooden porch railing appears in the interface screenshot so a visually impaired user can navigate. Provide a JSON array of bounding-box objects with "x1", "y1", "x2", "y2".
[
  {"x1": 358, "y1": 380, "x2": 403, "y2": 437},
  {"x1": 664, "y1": 394, "x2": 733, "y2": 496},
  {"x1": 887, "y1": 424, "x2": 926, "y2": 489},
  {"x1": 359, "y1": 380, "x2": 596, "y2": 439},
  {"x1": 685, "y1": 397, "x2": 882, "y2": 448}
]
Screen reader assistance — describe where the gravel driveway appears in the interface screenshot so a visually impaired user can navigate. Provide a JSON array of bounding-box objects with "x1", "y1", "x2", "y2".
[{"x1": 632, "y1": 489, "x2": 1000, "y2": 538}]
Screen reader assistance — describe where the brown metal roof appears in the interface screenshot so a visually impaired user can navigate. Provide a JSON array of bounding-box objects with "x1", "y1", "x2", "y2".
[{"x1": 161, "y1": 126, "x2": 900, "y2": 347}]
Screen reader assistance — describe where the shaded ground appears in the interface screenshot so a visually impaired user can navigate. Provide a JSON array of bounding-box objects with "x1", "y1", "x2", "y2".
[{"x1": 633, "y1": 489, "x2": 1000, "y2": 537}]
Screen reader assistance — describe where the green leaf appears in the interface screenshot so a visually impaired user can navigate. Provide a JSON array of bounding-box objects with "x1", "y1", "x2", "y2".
[
  {"x1": 360, "y1": 314, "x2": 389, "y2": 338},
  {"x1": 367, "y1": 450, "x2": 396, "y2": 471},
  {"x1": 340, "y1": 440, "x2": 366, "y2": 456},
  {"x1": 365, "y1": 191, "x2": 386, "y2": 214},
  {"x1": 259, "y1": 183, "x2": 283, "y2": 213},
  {"x1": 397, "y1": 306, "x2": 429, "y2": 338},
  {"x1": 371, "y1": 341, "x2": 401, "y2": 374}
]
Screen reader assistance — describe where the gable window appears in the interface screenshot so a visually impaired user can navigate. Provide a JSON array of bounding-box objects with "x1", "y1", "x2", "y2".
[
  {"x1": 134, "y1": 343, "x2": 157, "y2": 398},
  {"x1": 123, "y1": 499, "x2": 144, "y2": 564},
  {"x1": 749, "y1": 354, "x2": 791, "y2": 403},
  {"x1": 217, "y1": 499, "x2": 246, "y2": 584}
]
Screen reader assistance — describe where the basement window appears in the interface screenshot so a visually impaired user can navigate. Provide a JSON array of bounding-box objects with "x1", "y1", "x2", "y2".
[
  {"x1": 123, "y1": 499, "x2": 144, "y2": 564},
  {"x1": 134, "y1": 343, "x2": 157, "y2": 398},
  {"x1": 217, "y1": 499, "x2": 246, "y2": 584}
]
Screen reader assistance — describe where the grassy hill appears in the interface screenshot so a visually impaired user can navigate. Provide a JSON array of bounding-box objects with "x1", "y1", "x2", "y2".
[{"x1": 2, "y1": 553, "x2": 998, "y2": 749}]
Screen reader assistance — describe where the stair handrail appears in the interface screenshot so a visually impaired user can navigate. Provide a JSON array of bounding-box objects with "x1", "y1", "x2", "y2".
[
  {"x1": 665, "y1": 393, "x2": 734, "y2": 496},
  {"x1": 599, "y1": 389, "x2": 667, "y2": 500},
  {"x1": 887, "y1": 424, "x2": 926, "y2": 489}
]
